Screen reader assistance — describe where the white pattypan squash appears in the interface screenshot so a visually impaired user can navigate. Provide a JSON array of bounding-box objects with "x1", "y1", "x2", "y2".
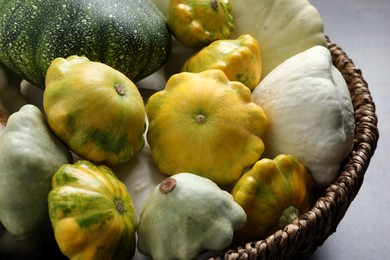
[
  {"x1": 145, "y1": 0, "x2": 327, "y2": 90},
  {"x1": 252, "y1": 45, "x2": 355, "y2": 187},
  {"x1": 229, "y1": 0, "x2": 327, "y2": 78}
]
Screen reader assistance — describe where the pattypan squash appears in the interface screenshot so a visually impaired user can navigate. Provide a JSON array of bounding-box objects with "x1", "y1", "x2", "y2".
[
  {"x1": 231, "y1": 154, "x2": 314, "y2": 241},
  {"x1": 43, "y1": 55, "x2": 146, "y2": 166},
  {"x1": 149, "y1": 0, "x2": 326, "y2": 88},
  {"x1": 0, "y1": 104, "x2": 73, "y2": 240},
  {"x1": 182, "y1": 34, "x2": 262, "y2": 90},
  {"x1": 146, "y1": 69, "x2": 268, "y2": 186},
  {"x1": 167, "y1": 0, "x2": 234, "y2": 47},
  {"x1": 48, "y1": 160, "x2": 138, "y2": 260},
  {"x1": 229, "y1": 0, "x2": 327, "y2": 79},
  {"x1": 252, "y1": 46, "x2": 355, "y2": 187},
  {"x1": 137, "y1": 172, "x2": 247, "y2": 260}
]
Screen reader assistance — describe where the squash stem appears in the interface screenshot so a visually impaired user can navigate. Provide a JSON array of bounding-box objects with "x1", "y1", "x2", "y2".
[
  {"x1": 279, "y1": 206, "x2": 301, "y2": 228},
  {"x1": 210, "y1": 0, "x2": 219, "y2": 11},
  {"x1": 115, "y1": 83, "x2": 125, "y2": 96},
  {"x1": 195, "y1": 114, "x2": 207, "y2": 124},
  {"x1": 115, "y1": 200, "x2": 125, "y2": 213},
  {"x1": 159, "y1": 177, "x2": 176, "y2": 194}
]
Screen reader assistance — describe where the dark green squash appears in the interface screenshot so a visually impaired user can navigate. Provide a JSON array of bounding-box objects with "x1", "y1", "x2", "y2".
[{"x1": 0, "y1": 0, "x2": 171, "y2": 89}]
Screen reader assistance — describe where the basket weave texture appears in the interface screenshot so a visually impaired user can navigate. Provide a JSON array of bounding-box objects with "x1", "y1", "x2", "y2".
[{"x1": 207, "y1": 38, "x2": 379, "y2": 260}]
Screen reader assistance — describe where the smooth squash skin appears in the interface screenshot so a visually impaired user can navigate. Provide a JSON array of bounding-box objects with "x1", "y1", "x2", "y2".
[
  {"x1": 43, "y1": 55, "x2": 146, "y2": 166},
  {"x1": 231, "y1": 154, "x2": 314, "y2": 241},
  {"x1": 48, "y1": 160, "x2": 138, "y2": 260},
  {"x1": 0, "y1": 0, "x2": 171, "y2": 88},
  {"x1": 251, "y1": 46, "x2": 355, "y2": 187},
  {"x1": 137, "y1": 173, "x2": 247, "y2": 260},
  {"x1": 0, "y1": 105, "x2": 73, "y2": 240}
]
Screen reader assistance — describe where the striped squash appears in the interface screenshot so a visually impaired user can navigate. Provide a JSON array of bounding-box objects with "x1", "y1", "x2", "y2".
[{"x1": 48, "y1": 160, "x2": 137, "y2": 259}]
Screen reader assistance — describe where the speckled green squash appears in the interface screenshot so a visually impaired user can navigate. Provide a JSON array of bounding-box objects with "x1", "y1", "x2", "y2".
[
  {"x1": 48, "y1": 160, "x2": 138, "y2": 259},
  {"x1": 0, "y1": 0, "x2": 171, "y2": 88}
]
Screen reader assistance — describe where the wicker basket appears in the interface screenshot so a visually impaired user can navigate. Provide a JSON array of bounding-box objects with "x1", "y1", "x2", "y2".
[
  {"x1": 207, "y1": 38, "x2": 380, "y2": 260},
  {"x1": 0, "y1": 38, "x2": 379, "y2": 260}
]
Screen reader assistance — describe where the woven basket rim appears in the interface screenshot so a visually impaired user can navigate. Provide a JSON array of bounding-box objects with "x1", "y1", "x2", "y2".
[{"x1": 208, "y1": 37, "x2": 380, "y2": 260}]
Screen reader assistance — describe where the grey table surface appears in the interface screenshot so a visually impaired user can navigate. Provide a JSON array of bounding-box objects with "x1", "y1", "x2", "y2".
[{"x1": 307, "y1": 0, "x2": 389, "y2": 259}]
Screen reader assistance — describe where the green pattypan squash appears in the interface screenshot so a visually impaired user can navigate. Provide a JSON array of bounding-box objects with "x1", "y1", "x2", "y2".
[
  {"x1": 0, "y1": 104, "x2": 73, "y2": 240},
  {"x1": 137, "y1": 173, "x2": 247, "y2": 260},
  {"x1": 252, "y1": 46, "x2": 355, "y2": 187}
]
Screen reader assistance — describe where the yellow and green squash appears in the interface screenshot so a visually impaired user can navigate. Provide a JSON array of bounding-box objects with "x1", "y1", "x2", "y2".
[
  {"x1": 182, "y1": 34, "x2": 262, "y2": 91},
  {"x1": 231, "y1": 154, "x2": 314, "y2": 241},
  {"x1": 146, "y1": 69, "x2": 268, "y2": 186},
  {"x1": 48, "y1": 160, "x2": 138, "y2": 259},
  {"x1": 43, "y1": 55, "x2": 146, "y2": 166},
  {"x1": 167, "y1": 0, "x2": 234, "y2": 47}
]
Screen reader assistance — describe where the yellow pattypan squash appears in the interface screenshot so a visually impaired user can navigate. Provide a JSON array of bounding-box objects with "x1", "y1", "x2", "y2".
[
  {"x1": 182, "y1": 34, "x2": 262, "y2": 91},
  {"x1": 43, "y1": 55, "x2": 146, "y2": 166},
  {"x1": 148, "y1": 0, "x2": 326, "y2": 90},
  {"x1": 231, "y1": 154, "x2": 314, "y2": 241},
  {"x1": 167, "y1": 0, "x2": 234, "y2": 47},
  {"x1": 48, "y1": 160, "x2": 138, "y2": 259},
  {"x1": 146, "y1": 69, "x2": 268, "y2": 186}
]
